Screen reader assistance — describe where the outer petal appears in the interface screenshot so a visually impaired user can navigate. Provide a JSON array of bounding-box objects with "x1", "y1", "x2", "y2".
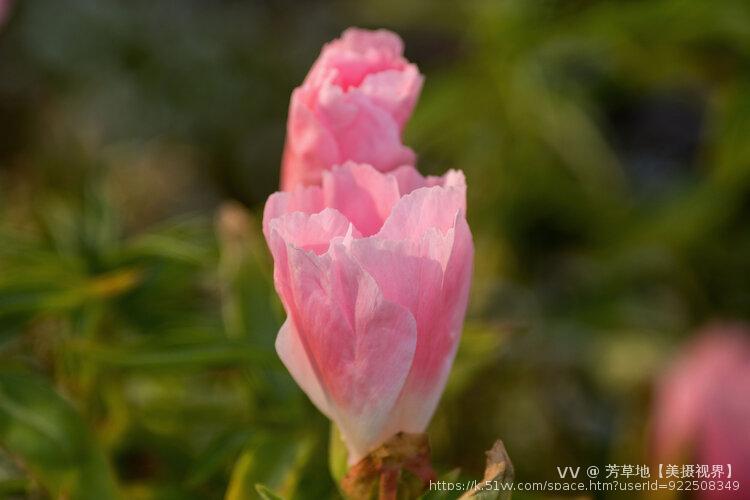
[
  {"x1": 322, "y1": 163, "x2": 401, "y2": 236},
  {"x1": 390, "y1": 165, "x2": 466, "y2": 198},
  {"x1": 349, "y1": 180, "x2": 474, "y2": 436},
  {"x1": 378, "y1": 178, "x2": 467, "y2": 243},
  {"x1": 390, "y1": 165, "x2": 430, "y2": 195},
  {"x1": 352, "y1": 212, "x2": 473, "y2": 434},
  {"x1": 276, "y1": 318, "x2": 332, "y2": 419},
  {"x1": 281, "y1": 87, "x2": 341, "y2": 190},
  {"x1": 268, "y1": 222, "x2": 418, "y2": 463},
  {"x1": 262, "y1": 182, "x2": 324, "y2": 238},
  {"x1": 390, "y1": 213, "x2": 473, "y2": 433},
  {"x1": 266, "y1": 208, "x2": 357, "y2": 255}
]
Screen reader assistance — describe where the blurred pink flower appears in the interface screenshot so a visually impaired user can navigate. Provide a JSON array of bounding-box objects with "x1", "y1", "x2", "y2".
[
  {"x1": 0, "y1": 0, "x2": 13, "y2": 27},
  {"x1": 280, "y1": 28, "x2": 423, "y2": 191},
  {"x1": 263, "y1": 162, "x2": 473, "y2": 463},
  {"x1": 652, "y1": 324, "x2": 750, "y2": 499}
]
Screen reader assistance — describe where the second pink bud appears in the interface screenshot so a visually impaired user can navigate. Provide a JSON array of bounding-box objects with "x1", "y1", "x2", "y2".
[{"x1": 280, "y1": 28, "x2": 423, "y2": 190}]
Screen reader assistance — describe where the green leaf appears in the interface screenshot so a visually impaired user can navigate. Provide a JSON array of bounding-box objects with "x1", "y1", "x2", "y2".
[
  {"x1": 186, "y1": 429, "x2": 254, "y2": 489},
  {"x1": 421, "y1": 468, "x2": 462, "y2": 499},
  {"x1": 124, "y1": 217, "x2": 215, "y2": 266},
  {"x1": 225, "y1": 433, "x2": 316, "y2": 500},
  {"x1": 443, "y1": 324, "x2": 507, "y2": 401},
  {"x1": 255, "y1": 483, "x2": 285, "y2": 500},
  {"x1": 0, "y1": 370, "x2": 119, "y2": 499},
  {"x1": 216, "y1": 202, "x2": 281, "y2": 341},
  {"x1": 71, "y1": 338, "x2": 276, "y2": 371}
]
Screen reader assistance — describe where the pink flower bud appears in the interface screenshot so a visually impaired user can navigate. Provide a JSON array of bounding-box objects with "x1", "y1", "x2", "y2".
[
  {"x1": 652, "y1": 324, "x2": 750, "y2": 499},
  {"x1": 263, "y1": 163, "x2": 473, "y2": 463},
  {"x1": 280, "y1": 28, "x2": 423, "y2": 190}
]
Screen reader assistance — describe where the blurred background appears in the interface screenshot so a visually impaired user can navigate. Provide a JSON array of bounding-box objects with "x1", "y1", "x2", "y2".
[{"x1": 1, "y1": 0, "x2": 749, "y2": 498}]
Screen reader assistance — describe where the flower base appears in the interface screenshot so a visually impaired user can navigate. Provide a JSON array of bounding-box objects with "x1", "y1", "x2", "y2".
[{"x1": 341, "y1": 432, "x2": 436, "y2": 500}]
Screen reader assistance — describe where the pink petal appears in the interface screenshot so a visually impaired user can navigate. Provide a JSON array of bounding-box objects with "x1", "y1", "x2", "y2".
[
  {"x1": 322, "y1": 163, "x2": 401, "y2": 236},
  {"x1": 349, "y1": 191, "x2": 474, "y2": 436},
  {"x1": 378, "y1": 178, "x2": 467, "y2": 243},
  {"x1": 266, "y1": 208, "x2": 356, "y2": 255},
  {"x1": 307, "y1": 28, "x2": 407, "y2": 90},
  {"x1": 262, "y1": 183, "x2": 324, "y2": 238},
  {"x1": 281, "y1": 87, "x2": 340, "y2": 190},
  {"x1": 350, "y1": 236, "x2": 444, "y2": 339},
  {"x1": 390, "y1": 213, "x2": 473, "y2": 433},
  {"x1": 269, "y1": 230, "x2": 418, "y2": 462},
  {"x1": 276, "y1": 318, "x2": 332, "y2": 419},
  {"x1": 359, "y1": 66, "x2": 423, "y2": 129},
  {"x1": 388, "y1": 165, "x2": 452, "y2": 195},
  {"x1": 315, "y1": 84, "x2": 416, "y2": 171},
  {"x1": 338, "y1": 28, "x2": 404, "y2": 58}
]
